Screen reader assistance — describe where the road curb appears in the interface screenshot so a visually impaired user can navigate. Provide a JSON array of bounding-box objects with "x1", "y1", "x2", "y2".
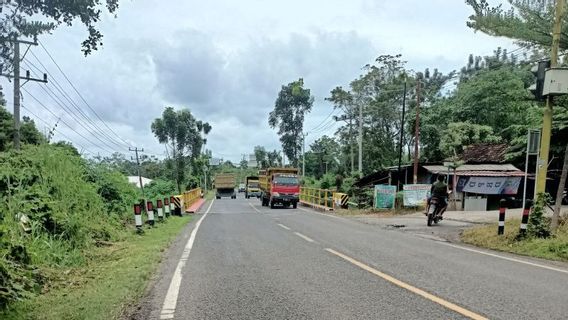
[{"x1": 186, "y1": 199, "x2": 206, "y2": 214}]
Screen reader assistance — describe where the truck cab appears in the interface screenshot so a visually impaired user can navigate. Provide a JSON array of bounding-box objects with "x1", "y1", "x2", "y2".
[
  {"x1": 245, "y1": 176, "x2": 261, "y2": 199},
  {"x1": 259, "y1": 168, "x2": 300, "y2": 209}
]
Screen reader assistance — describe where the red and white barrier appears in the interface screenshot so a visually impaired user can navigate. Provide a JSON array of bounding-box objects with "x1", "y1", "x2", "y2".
[
  {"x1": 134, "y1": 203, "x2": 143, "y2": 230},
  {"x1": 164, "y1": 197, "x2": 170, "y2": 217},
  {"x1": 157, "y1": 199, "x2": 164, "y2": 220},
  {"x1": 147, "y1": 200, "x2": 155, "y2": 226}
]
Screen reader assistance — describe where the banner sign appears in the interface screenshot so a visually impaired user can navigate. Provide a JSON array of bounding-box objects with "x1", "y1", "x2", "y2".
[
  {"x1": 403, "y1": 184, "x2": 431, "y2": 207},
  {"x1": 374, "y1": 185, "x2": 396, "y2": 209},
  {"x1": 457, "y1": 176, "x2": 521, "y2": 195}
]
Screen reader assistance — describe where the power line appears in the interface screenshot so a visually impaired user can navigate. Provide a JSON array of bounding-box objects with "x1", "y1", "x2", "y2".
[
  {"x1": 24, "y1": 54, "x2": 130, "y2": 149},
  {"x1": 38, "y1": 40, "x2": 133, "y2": 148},
  {"x1": 21, "y1": 89, "x2": 116, "y2": 154},
  {"x1": 20, "y1": 104, "x2": 92, "y2": 154},
  {"x1": 307, "y1": 108, "x2": 338, "y2": 133}
]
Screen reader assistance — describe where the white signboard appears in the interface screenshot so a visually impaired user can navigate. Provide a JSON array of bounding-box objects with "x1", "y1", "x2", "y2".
[
  {"x1": 403, "y1": 184, "x2": 431, "y2": 207},
  {"x1": 461, "y1": 176, "x2": 521, "y2": 195}
]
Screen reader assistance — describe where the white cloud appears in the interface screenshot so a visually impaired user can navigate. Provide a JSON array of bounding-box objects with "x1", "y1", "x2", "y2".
[{"x1": 1, "y1": 0, "x2": 516, "y2": 163}]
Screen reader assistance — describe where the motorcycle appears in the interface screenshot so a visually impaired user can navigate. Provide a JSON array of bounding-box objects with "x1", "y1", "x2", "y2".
[{"x1": 426, "y1": 194, "x2": 449, "y2": 226}]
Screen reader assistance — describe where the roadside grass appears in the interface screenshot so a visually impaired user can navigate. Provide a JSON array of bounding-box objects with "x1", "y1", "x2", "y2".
[
  {"x1": 0, "y1": 216, "x2": 191, "y2": 320},
  {"x1": 461, "y1": 218, "x2": 568, "y2": 262},
  {"x1": 205, "y1": 190, "x2": 215, "y2": 200}
]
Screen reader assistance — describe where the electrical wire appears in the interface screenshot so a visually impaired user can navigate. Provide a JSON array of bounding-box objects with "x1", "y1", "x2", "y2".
[
  {"x1": 36, "y1": 42, "x2": 134, "y2": 148},
  {"x1": 20, "y1": 104, "x2": 93, "y2": 154},
  {"x1": 21, "y1": 89, "x2": 117, "y2": 154},
  {"x1": 24, "y1": 54, "x2": 130, "y2": 150}
]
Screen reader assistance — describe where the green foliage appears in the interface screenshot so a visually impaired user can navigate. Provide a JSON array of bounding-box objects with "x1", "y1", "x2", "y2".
[
  {"x1": 440, "y1": 122, "x2": 501, "y2": 157},
  {"x1": 151, "y1": 107, "x2": 211, "y2": 193},
  {"x1": 306, "y1": 135, "x2": 341, "y2": 179},
  {"x1": 466, "y1": 0, "x2": 566, "y2": 49},
  {"x1": 0, "y1": 144, "x2": 138, "y2": 309},
  {"x1": 1, "y1": 0, "x2": 120, "y2": 65},
  {"x1": 528, "y1": 193, "x2": 551, "y2": 238},
  {"x1": 269, "y1": 78, "x2": 314, "y2": 167},
  {"x1": 0, "y1": 105, "x2": 45, "y2": 152},
  {"x1": 144, "y1": 179, "x2": 177, "y2": 202},
  {"x1": 253, "y1": 145, "x2": 282, "y2": 169}
]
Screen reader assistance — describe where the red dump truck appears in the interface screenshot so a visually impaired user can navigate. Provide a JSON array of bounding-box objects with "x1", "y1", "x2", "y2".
[{"x1": 259, "y1": 167, "x2": 300, "y2": 209}]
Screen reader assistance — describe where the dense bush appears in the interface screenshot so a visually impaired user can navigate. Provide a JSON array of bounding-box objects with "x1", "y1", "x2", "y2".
[
  {"x1": 144, "y1": 179, "x2": 177, "y2": 201},
  {"x1": 0, "y1": 145, "x2": 139, "y2": 308}
]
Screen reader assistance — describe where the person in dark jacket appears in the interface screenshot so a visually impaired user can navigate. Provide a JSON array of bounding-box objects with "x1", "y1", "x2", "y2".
[{"x1": 425, "y1": 174, "x2": 448, "y2": 216}]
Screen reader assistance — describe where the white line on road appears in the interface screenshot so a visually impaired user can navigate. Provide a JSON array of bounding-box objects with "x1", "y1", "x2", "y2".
[
  {"x1": 160, "y1": 199, "x2": 214, "y2": 320},
  {"x1": 439, "y1": 242, "x2": 568, "y2": 275},
  {"x1": 294, "y1": 232, "x2": 315, "y2": 243},
  {"x1": 248, "y1": 202, "x2": 261, "y2": 213},
  {"x1": 298, "y1": 206, "x2": 345, "y2": 220},
  {"x1": 277, "y1": 223, "x2": 291, "y2": 230},
  {"x1": 325, "y1": 248, "x2": 488, "y2": 320}
]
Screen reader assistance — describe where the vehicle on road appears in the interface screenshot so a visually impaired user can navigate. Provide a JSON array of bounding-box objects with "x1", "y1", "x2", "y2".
[
  {"x1": 214, "y1": 173, "x2": 237, "y2": 199},
  {"x1": 259, "y1": 167, "x2": 300, "y2": 209},
  {"x1": 245, "y1": 176, "x2": 261, "y2": 198},
  {"x1": 238, "y1": 183, "x2": 246, "y2": 193},
  {"x1": 426, "y1": 196, "x2": 443, "y2": 226}
]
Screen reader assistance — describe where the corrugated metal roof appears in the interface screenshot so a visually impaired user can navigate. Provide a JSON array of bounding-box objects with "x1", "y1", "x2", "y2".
[
  {"x1": 423, "y1": 164, "x2": 520, "y2": 173},
  {"x1": 455, "y1": 170, "x2": 526, "y2": 177}
]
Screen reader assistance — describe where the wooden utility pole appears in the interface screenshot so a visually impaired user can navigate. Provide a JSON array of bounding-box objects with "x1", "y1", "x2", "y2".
[
  {"x1": 552, "y1": 144, "x2": 568, "y2": 232},
  {"x1": 536, "y1": 0, "x2": 565, "y2": 194},
  {"x1": 397, "y1": 80, "x2": 408, "y2": 190},
  {"x1": 413, "y1": 78, "x2": 421, "y2": 184}
]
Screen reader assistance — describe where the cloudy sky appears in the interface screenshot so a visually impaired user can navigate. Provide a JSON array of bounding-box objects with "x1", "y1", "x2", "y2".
[{"x1": 2, "y1": 0, "x2": 515, "y2": 163}]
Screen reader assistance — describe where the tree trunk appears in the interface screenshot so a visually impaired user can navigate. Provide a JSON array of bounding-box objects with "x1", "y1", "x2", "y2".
[{"x1": 551, "y1": 143, "x2": 568, "y2": 232}]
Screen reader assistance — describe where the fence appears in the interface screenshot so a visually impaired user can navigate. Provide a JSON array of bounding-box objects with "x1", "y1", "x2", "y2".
[
  {"x1": 182, "y1": 187, "x2": 202, "y2": 212},
  {"x1": 132, "y1": 187, "x2": 203, "y2": 231},
  {"x1": 300, "y1": 187, "x2": 349, "y2": 211}
]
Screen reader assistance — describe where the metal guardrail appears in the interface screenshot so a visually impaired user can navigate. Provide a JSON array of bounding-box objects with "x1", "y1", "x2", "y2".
[
  {"x1": 182, "y1": 187, "x2": 202, "y2": 212},
  {"x1": 300, "y1": 187, "x2": 334, "y2": 210}
]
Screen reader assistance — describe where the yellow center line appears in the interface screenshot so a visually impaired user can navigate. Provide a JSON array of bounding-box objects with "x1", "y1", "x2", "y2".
[{"x1": 325, "y1": 248, "x2": 488, "y2": 320}]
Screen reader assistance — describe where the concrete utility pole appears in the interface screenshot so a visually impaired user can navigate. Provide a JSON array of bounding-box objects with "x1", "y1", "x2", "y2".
[
  {"x1": 130, "y1": 147, "x2": 146, "y2": 199},
  {"x1": 413, "y1": 78, "x2": 421, "y2": 184},
  {"x1": 536, "y1": 0, "x2": 565, "y2": 194},
  {"x1": 302, "y1": 132, "x2": 308, "y2": 177},
  {"x1": 358, "y1": 102, "x2": 363, "y2": 173},
  {"x1": 1, "y1": 37, "x2": 47, "y2": 150}
]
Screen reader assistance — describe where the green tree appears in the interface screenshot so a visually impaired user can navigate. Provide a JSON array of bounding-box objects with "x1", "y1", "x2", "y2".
[
  {"x1": 151, "y1": 107, "x2": 209, "y2": 193},
  {"x1": 254, "y1": 145, "x2": 269, "y2": 169},
  {"x1": 267, "y1": 150, "x2": 282, "y2": 167},
  {"x1": 309, "y1": 135, "x2": 340, "y2": 179},
  {"x1": 1, "y1": 0, "x2": 120, "y2": 65},
  {"x1": 269, "y1": 78, "x2": 314, "y2": 167},
  {"x1": 466, "y1": 0, "x2": 568, "y2": 50},
  {"x1": 0, "y1": 103, "x2": 44, "y2": 151},
  {"x1": 440, "y1": 122, "x2": 501, "y2": 157},
  {"x1": 326, "y1": 86, "x2": 356, "y2": 173}
]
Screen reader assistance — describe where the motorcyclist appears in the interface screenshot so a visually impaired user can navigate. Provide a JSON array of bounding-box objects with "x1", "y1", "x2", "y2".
[{"x1": 425, "y1": 174, "x2": 448, "y2": 217}]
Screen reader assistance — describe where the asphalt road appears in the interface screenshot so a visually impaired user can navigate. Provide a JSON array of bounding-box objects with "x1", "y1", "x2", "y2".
[{"x1": 131, "y1": 195, "x2": 568, "y2": 320}]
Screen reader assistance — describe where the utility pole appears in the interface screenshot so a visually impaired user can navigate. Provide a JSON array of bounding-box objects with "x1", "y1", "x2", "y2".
[
  {"x1": 397, "y1": 80, "x2": 408, "y2": 190},
  {"x1": 358, "y1": 102, "x2": 363, "y2": 174},
  {"x1": 1, "y1": 37, "x2": 47, "y2": 150},
  {"x1": 302, "y1": 132, "x2": 308, "y2": 176},
  {"x1": 130, "y1": 147, "x2": 146, "y2": 199},
  {"x1": 536, "y1": 0, "x2": 565, "y2": 194},
  {"x1": 413, "y1": 78, "x2": 421, "y2": 184}
]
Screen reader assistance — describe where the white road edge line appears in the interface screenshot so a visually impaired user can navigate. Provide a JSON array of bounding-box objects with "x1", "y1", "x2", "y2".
[
  {"x1": 294, "y1": 232, "x2": 315, "y2": 243},
  {"x1": 298, "y1": 206, "x2": 345, "y2": 220},
  {"x1": 159, "y1": 199, "x2": 214, "y2": 320},
  {"x1": 277, "y1": 223, "x2": 291, "y2": 230},
  {"x1": 439, "y1": 242, "x2": 568, "y2": 275},
  {"x1": 325, "y1": 248, "x2": 488, "y2": 320},
  {"x1": 248, "y1": 202, "x2": 261, "y2": 213}
]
